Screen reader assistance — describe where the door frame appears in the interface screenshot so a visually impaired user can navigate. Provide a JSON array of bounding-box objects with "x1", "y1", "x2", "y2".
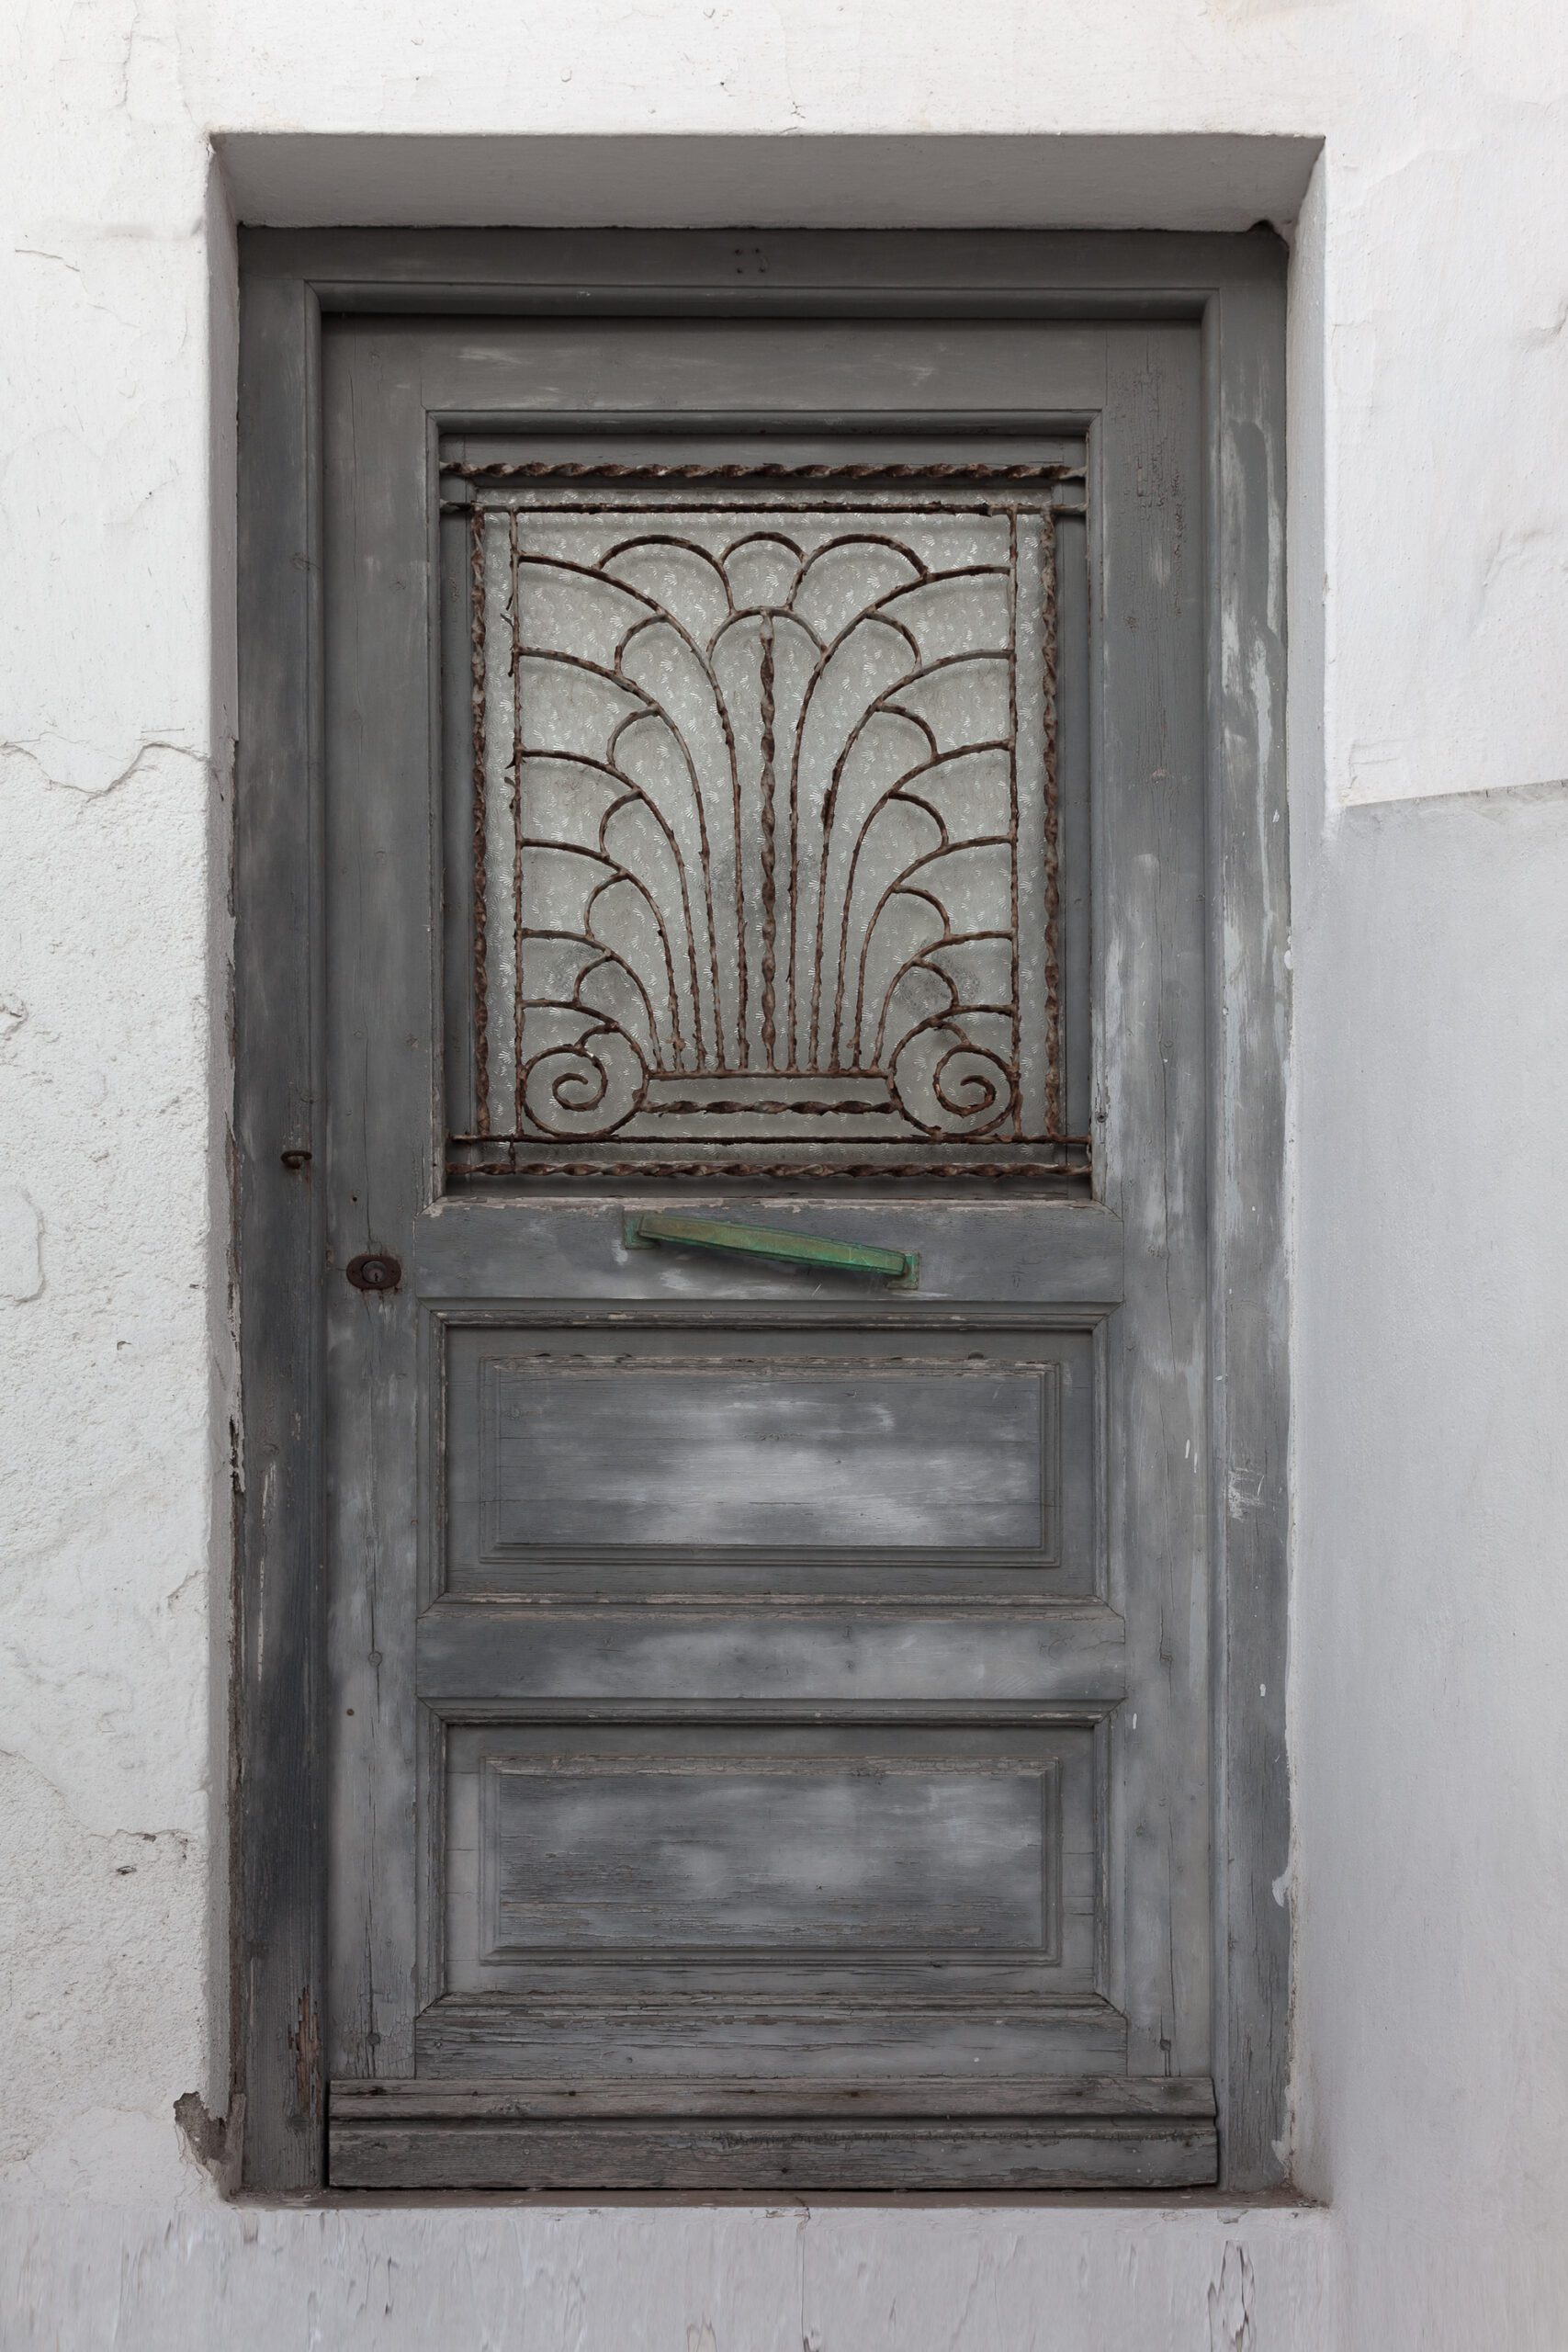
[{"x1": 233, "y1": 227, "x2": 1290, "y2": 2194}]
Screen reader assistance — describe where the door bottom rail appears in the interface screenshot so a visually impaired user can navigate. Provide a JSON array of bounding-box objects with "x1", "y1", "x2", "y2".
[{"x1": 327, "y1": 2074, "x2": 1217, "y2": 2191}]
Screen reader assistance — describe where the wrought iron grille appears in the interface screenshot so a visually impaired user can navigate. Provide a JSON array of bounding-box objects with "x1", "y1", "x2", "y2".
[{"x1": 444, "y1": 465, "x2": 1086, "y2": 1181}]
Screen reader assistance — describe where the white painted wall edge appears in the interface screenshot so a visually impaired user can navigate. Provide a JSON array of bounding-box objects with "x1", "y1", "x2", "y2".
[
  {"x1": 0, "y1": 2199, "x2": 1340, "y2": 2351},
  {"x1": 214, "y1": 130, "x2": 1322, "y2": 232}
]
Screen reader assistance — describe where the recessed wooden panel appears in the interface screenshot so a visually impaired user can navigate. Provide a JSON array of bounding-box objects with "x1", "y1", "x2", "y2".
[
  {"x1": 442, "y1": 1718, "x2": 1098, "y2": 2003},
  {"x1": 482, "y1": 1358, "x2": 1054, "y2": 1554},
  {"x1": 442, "y1": 1321, "x2": 1096, "y2": 1600},
  {"x1": 479, "y1": 1751, "x2": 1058, "y2": 1959}
]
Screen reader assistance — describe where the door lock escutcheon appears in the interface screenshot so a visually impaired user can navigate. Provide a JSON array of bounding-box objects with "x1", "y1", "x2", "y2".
[{"x1": 345, "y1": 1251, "x2": 402, "y2": 1295}]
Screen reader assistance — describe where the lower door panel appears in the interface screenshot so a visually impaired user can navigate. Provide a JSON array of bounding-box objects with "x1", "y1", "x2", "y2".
[{"x1": 323, "y1": 1288, "x2": 1217, "y2": 2189}]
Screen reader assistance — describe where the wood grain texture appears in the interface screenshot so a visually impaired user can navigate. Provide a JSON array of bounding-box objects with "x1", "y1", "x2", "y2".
[
  {"x1": 439, "y1": 1719, "x2": 1094, "y2": 1998},
  {"x1": 1096, "y1": 324, "x2": 1213, "y2": 2092},
  {"x1": 416, "y1": 1996, "x2": 1129, "y2": 2082},
  {"x1": 329, "y1": 2118, "x2": 1216, "y2": 2192},
  {"x1": 480, "y1": 1361, "x2": 1055, "y2": 1553},
  {"x1": 238, "y1": 223, "x2": 1258, "y2": 323},
  {"x1": 328, "y1": 2071, "x2": 1217, "y2": 2193},
  {"x1": 237, "y1": 230, "x2": 1289, "y2": 2194},
  {"x1": 328, "y1": 308, "x2": 1198, "y2": 2179},
  {"x1": 234, "y1": 267, "x2": 325, "y2": 2191},
  {"x1": 479, "y1": 1755, "x2": 1057, "y2": 1954},
  {"x1": 332, "y1": 2072, "x2": 1210, "y2": 2120},
  {"x1": 442, "y1": 1323, "x2": 1091, "y2": 1602},
  {"x1": 415, "y1": 1603, "x2": 1129, "y2": 1702},
  {"x1": 320, "y1": 322, "x2": 432, "y2": 2085},
  {"x1": 412, "y1": 1194, "x2": 1127, "y2": 1307},
  {"x1": 1204, "y1": 247, "x2": 1292, "y2": 2189},
  {"x1": 318, "y1": 305, "x2": 1154, "y2": 2181}
]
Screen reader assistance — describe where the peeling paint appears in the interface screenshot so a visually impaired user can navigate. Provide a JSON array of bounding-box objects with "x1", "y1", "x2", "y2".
[
  {"x1": 172, "y1": 2090, "x2": 227, "y2": 2177},
  {"x1": 287, "y1": 1987, "x2": 322, "y2": 2126},
  {"x1": 1208, "y1": 2240, "x2": 1257, "y2": 2352}
]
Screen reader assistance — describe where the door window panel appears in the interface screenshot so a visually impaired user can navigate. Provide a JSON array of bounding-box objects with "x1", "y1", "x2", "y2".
[{"x1": 447, "y1": 476, "x2": 1086, "y2": 1180}]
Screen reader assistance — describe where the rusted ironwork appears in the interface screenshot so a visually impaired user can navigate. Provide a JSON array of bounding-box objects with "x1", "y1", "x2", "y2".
[
  {"x1": 759, "y1": 613, "x2": 778, "y2": 1068},
  {"x1": 345, "y1": 1252, "x2": 402, "y2": 1293},
  {"x1": 507, "y1": 511, "x2": 526, "y2": 1128},
  {"x1": 468, "y1": 506, "x2": 491, "y2": 1135},
  {"x1": 443, "y1": 458, "x2": 1084, "y2": 483},
  {"x1": 1042, "y1": 510, "x2": 1063, "y2": 1140},
  {"x1": 1007, "y1": 513, "x2": 1022, "y2": 1112},
  {"x1": 447, "y1": 1143, "x2": 1091, "y2": 1182},
  {"x1": 452, "y1": 474, "x2": 1079, "y2": 1182}
]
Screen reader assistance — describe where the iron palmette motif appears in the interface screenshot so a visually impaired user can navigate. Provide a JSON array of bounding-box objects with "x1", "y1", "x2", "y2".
[{"x1": 452, "y1": 472, "x2": 1077, "y2": 1178}]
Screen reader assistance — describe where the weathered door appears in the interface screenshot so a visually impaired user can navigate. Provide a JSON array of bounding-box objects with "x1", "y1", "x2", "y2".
[{"x1": 321, "y1": 308, "x2": 1212, "y2": 2188}]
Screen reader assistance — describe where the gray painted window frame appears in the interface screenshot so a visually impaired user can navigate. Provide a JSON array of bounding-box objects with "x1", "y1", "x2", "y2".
[{"x1": 233, "y1": 227, "x2": 1290, "y2": 2195}]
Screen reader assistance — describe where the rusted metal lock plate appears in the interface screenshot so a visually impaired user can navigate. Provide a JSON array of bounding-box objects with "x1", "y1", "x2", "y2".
[{"x1": 345, "y1": 1252, "x2": 402, "y2": 1295}]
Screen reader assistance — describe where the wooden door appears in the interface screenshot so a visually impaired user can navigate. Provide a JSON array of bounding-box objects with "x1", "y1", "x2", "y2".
[{"x1": 319, "y1": 311, "x2": 1213, "y2": 2188}]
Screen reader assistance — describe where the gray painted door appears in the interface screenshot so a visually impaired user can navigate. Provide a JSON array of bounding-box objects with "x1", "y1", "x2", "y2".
[{"x1": 321, "y1": 312, "x2": 1213, "y2": 2188}]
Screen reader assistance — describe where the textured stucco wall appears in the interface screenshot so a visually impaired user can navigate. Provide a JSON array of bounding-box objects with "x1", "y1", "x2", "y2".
[{"x1": 2, "y1": 1, "x2": 1566, "y2": 2345}]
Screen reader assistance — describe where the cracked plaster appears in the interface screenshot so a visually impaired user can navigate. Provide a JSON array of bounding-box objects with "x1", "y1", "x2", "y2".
[{"x1": 1, "y1": 0, "x2": 1566, "y2": 2344}]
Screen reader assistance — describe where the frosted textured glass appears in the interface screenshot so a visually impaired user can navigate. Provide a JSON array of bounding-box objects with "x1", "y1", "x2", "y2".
[{"x1": 455, "y1": 492, "x2": 1064, "y2": 1175}]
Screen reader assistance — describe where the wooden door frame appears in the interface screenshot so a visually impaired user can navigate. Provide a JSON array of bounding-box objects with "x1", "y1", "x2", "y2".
[{"x1": 233, "y1": 227, "x2": 1290, "y2": 2194}]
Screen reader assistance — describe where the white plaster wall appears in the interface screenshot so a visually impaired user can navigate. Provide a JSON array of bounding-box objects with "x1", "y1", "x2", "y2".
[
  {"x1": 1291, "y1": 785, "x2": 1568, "y2": 2350},
  {"x1": 2, "y1": 1, "x2": 1566, "y2": 2345}
]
